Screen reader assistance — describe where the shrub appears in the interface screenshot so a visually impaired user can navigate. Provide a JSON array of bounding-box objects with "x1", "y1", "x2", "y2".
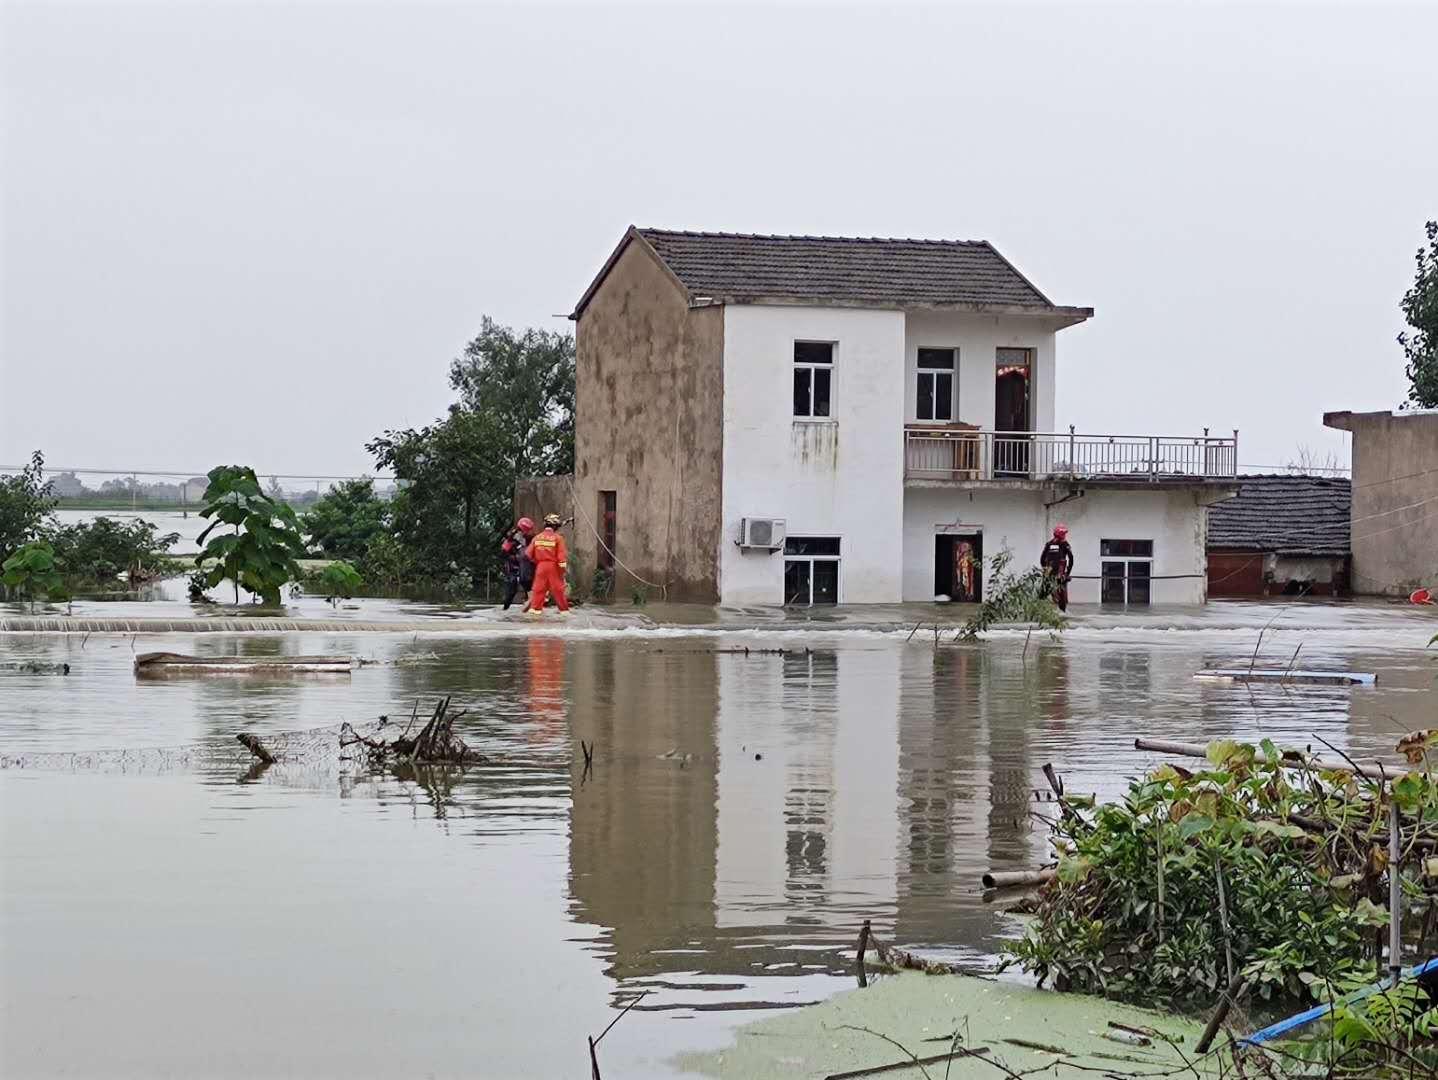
[
  {"x1": 2, "y1": 540, "x2": 66, "y2": 610},
  {"x1": 959, "y1": 548, "x2": 1065, "y2": 637}
]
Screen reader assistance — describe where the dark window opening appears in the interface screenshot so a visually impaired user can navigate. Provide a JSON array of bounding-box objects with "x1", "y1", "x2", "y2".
[
  {"x1": 598, "y1": 490, "x2": 616, "y2": 572},
  {"x1": 916, "y1": 348, "x2": 957, "y2": 422},
  {"x1": 794, "y1": 342, "x2": 835, "y2": 418},
  {"x1": 784, "y1": 536, "x2": 840, "y2": 605},
  {"x1": 1101, "y1": 540, "x2": 1153, "y2": 605}
]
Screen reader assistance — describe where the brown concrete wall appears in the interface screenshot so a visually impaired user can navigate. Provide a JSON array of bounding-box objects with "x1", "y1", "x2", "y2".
[
  {"x1": 513, "y1": 475, "x2": 573, "y2": 530},
  {"x1": 572, "y1": 240, "x2": 724, "y2": 602},
  {"x1": 1326, "y1": 410, "x2": 1438, "y2": 594}
]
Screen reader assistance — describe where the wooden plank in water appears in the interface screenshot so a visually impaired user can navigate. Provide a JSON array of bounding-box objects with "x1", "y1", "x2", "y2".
[
  {"x1": 134, "y1": 651, "x2": 353, "y2": 675},
  {"x1": 1194, "y1": 668, "x2": 1376, "y2": 686}
]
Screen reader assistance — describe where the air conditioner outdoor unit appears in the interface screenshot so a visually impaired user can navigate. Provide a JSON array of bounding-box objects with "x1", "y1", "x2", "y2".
[{"x1": 738, "y1": 517, "x2": 786, "y2": 551}]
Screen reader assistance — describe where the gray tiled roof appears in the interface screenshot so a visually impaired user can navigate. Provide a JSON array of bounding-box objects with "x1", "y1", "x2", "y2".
[
  {"x1": 637, "y1": 228, "x2": 1060, "y2": 309},
  {"x1": 571, "y1": 227, "x2": 1093, "y2": 317},
  {"x1": 1208, "y1": 475, "x2": 1351, "y2": 556}
]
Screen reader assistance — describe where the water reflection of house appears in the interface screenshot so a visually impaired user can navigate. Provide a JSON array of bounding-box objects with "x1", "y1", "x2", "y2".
[
  {"x1": 713, "y1": 650, "x2": 901, "y2": 934},
  {"x1": 566, "y1": 647, "x2": 719, "y2": 980}
]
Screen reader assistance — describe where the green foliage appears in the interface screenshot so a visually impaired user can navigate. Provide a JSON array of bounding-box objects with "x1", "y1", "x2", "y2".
[
  {"x1": 590, "y1": 567, "x2": 613, "y2": 602},
  {"x1": 0, "y1": 451, "x2": 56, "y2": 565},
  {"x1": 311, "y1": 561, "x2": 362, "y2": 606},
  {"x1": 194, "y1": 465, "x2": 307, "y2": 606},
  {"x1": 353, "y1": 532, "x2": 417, "y2": 592},
  {"x1": 48, "y1": 516, "x2": 180, "y2": 586},
  {"x1": 1401, "y1": 220, "x2": 1438, "y2": 409},
  {"x1": 447, "y1": 316, "x2": 575, "y2": 478},
  {"x1": 366, "y1": 318, "x2": 575, "y2": 592},
  {"x1": 2, "y1": 540, "x2": 66, "y2": 610},
  {"x1": 959, "y1": 548, "x2": 1065, "y2": 638},
  {"x1": 301, "y1": 479, "x2": 388, "y2": 561},
  {"x1": 1000, "y1": 741, "x2": 1429, "y2": 1009}
]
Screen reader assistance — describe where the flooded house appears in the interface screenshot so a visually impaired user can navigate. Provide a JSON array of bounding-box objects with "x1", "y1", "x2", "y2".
[
  {"x1": 1206, "y1": 474, "x2": 1352, "y2": 596},
  {"x1": 568, "y1": 227, "x2": 1239, "y2": 606},
  {"x1": 1324, "y1": 409, "x2": 1438, "y2": 594}
]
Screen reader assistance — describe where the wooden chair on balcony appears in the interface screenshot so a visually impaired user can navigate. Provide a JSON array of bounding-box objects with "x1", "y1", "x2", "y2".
[{"x1": 905, "y1": 422, "x2": 981, "y2": 480}]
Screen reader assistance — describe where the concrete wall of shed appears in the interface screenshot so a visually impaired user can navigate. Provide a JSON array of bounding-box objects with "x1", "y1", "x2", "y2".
[
  {"x1": 513, "y1": 476, "x2": 574, "y2": 531},
  {"x1": 1326, "y1": 410, "x2": 1438, "y2": 594},
  {"x1": 1207, "y1": 550, "x2": 1348, "y2": 596},
  {"x1": 573, "y1": 241, "x2": 724, "y2": 602}
]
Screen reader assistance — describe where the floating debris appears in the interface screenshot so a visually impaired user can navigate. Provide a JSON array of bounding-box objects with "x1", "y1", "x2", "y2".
[
  {"x1": 134, "y1": 651, "x2": 354, "y2": 676},
  {"x1": 1194, "y1": 668, "x2": 1376, "y2": 686}
]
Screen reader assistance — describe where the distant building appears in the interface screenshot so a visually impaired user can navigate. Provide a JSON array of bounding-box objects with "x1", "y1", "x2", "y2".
[
  {"x1": 567, "y1": 226, "x2": 1239, "y2": 606},
  {"x1": 50, "y1": 471, "x2": 87, "y2": 497},
  {"x1": 1206, "y1": 475, "x2": 1351, "y2": 597},
  {"x1": 1324, "y1": 410, "x2": 1438, "y2": 595}
]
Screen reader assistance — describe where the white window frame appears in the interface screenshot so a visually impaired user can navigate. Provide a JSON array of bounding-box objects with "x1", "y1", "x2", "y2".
[
  {"x1": 793, "y1": 341, "x2": 836, "y2": 420},
  {"x1": 915, "y1": 347, "x2": 958, "y2": 422},
  {"x1": 1100, "y1": 538, "x2": 1153, "y2": 605},
  {"x1": 783, "y1": 535, "x2": 841, "y2": 605}
]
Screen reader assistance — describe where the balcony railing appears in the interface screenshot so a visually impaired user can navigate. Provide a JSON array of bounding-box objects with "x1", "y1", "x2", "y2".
[{"x1": 904, "y1": 426, "x2": 1238, "y2": 483}]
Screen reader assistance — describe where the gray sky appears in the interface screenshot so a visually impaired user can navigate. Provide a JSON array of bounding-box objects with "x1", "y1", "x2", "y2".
[{"x1": 3, "y1": 1, "x2": 1435, "y2": 478}]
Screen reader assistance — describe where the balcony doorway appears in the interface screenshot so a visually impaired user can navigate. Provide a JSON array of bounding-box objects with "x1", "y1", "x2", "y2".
[
  {"x1": 935, "y1": 533, "x2": 982, "y2": 603},
  {"x1": 995, "y1": 348, "x2": 1032, "y2": 476}
]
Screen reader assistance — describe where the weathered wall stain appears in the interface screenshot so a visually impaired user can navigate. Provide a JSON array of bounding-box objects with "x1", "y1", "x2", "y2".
[
  {"x1": 573, "y1": 241, "x2": 724, "y2": 601},
  {"x1": 789, "y1": 421, "x2": 839, "y2": 471}
]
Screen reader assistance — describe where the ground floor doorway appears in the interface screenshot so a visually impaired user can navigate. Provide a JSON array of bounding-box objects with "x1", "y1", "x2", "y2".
[{"x1": 935, "y1": 533, "x2": 982, "y2": 602}]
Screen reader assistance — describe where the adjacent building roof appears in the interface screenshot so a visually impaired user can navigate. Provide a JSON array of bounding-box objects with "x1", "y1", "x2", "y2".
[
  {"x1": 1207, "y1": 475, "x2": 1351, "y2": 556},
  {"x1": 571, "y1": 226, "x2": 1093, "y2": 322}
]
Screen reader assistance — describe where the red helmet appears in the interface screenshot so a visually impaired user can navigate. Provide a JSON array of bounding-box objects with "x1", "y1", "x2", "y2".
[
  {"x1": 517, "y1": 517, "x2": 535, "y2": 536},
  {"x1": 1053, "y1": 523, "x2": 1069, "y2": 540}
]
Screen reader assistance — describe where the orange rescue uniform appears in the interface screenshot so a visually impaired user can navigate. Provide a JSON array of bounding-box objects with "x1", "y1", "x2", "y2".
[{"x1": 525, "y1": 528, "x2": 570, "y2": 612}]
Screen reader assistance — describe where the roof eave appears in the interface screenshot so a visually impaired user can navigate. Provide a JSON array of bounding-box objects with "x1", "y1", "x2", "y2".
[
  {"x1": 569, "y1": 226, "x2": 694, "y2": 321},
  {"x1": 703, "y1": 295, "x2": 1093, "y2": 325}
]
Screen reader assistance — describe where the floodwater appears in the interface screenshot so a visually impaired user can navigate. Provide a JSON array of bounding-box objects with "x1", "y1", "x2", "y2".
[{"x1": 2, "y1": 602, "x2": 1436, "y2": 1078}]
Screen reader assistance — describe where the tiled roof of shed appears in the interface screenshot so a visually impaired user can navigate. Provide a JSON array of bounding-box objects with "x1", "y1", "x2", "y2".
[
  {"x1": 570, "y1": 227, "x2": 1093, "y2": 317},
  {"x1": 1208, "y1": 475, "x2": 1351, "y2": 556}
]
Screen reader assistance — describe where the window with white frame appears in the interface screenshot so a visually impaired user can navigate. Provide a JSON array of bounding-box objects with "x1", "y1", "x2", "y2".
[
  {"x1": 1100, "y1": 539, "x2": 1153, "y2": 605},
  {"x1": 916, "y1": 347, "x2": 956, "y2": 422},
  {"x1": 784, "y1": 536, "x2": 840, "y2": 605},
  {"x1": 793, "y1": 341, "x2": 834, "y2": 418}
]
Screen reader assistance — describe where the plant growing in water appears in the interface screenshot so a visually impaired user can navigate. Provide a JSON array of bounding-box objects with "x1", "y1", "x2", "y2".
[
  {"x1": 958, "y1": 548, "x2": 1064, "y2": 638},
  {"x1": 2, "y1": 540, "x2": 67, "y2": 611},
  {"x1": 316, "y1": 561, "x2": 362, "y2": 606},
  {"x1": 194, "y1": 465, "x2": 307, "y2": 606}
]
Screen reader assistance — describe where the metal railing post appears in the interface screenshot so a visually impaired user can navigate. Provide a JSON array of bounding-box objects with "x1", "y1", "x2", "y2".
[
  {"x1": 1068, "y1": 424, "x2": 1076, "y2": 478},
  {"x1": 1232, "y1": 429, "x2": 1239, "y2": 477}
]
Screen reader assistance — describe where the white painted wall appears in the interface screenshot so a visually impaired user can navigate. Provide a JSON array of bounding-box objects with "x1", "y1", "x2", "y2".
[
  {"x1": 902, "y1": 485, "x2": 1209, "y2": 604},
  {"x1": 903, "y1": 312, "x2": 1058, "y2": 432},
  {"x1": 719, "y1": 305, "x2": 906, "y2": 605}
]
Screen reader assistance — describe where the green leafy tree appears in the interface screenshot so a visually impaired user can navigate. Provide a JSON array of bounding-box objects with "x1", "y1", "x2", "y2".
[
  {"x1": 1401, "y1": 220, "x2": 1438, "y2": 408},
  {"x1": 194, "y1": 465, "x2": 308, "y2": 606},
  {"x1": 447, "y1": 317, "x2": 575, "y2": 477},
  {"x1": 316, "y1": 561, "x2": 362, "y2": 606},
  {"x1": 367, "y1": 409, "x2": 508, "y2": 584},
  {"x1": 49, "y1": 517, "x2": 180, "y2": 586},
  {"x1": 0, "y1": 451, "x2": 56, "y2": 565},
  {"x1": 2, "y1": 540, "x2": 66, "y2": 611},
  {"x1": 301, "y1": 479, "x2": 389, "y2": 561}
]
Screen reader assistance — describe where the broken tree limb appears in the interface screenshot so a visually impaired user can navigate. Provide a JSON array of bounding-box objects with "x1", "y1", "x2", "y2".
[
  {"x1": 338, "y1": 697, "x2": 485, "y2": 766},
  {"x1": 823, "y1": 1046, "x2": 992, "y2": 1080},
  {"x1": 856, "y1": 919, "x2": 870, "y2": 988},
  {"x1": 981, "y1": 868, "x2": 1056, "y2": 889},
  {"x1": 235, "y1": 733, "x2": 276, "y2": 764},
  {"x1": 1134, "y1": 737, "x2": 1398, "y2": 780},
  {"x1": 1196, "y1": 974, "x2": 1248, "y2": 1054}
]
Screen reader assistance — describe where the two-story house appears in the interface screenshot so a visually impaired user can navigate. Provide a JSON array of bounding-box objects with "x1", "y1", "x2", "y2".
[{"x1": 569, "y1": 227, "x2": 1237, "y2": 606}]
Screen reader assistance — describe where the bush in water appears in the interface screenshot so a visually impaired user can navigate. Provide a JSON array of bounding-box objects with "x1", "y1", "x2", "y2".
[
  {"x1": 2, "y1": 540, "x2": 67, "y2": 611},
  {"x1": 316, "y1": 561, "x2": 362, "y2": 606},
  {"x1": 0, "y1": 451, "x2": 56, "y2": 566},
  {"x1": 195, "y1": 465, "x2": 307, "y2": 606},
  {"x1": 1000, "y1": 738, "x2": 1416, "y2": 1009},
  {"x1": 49, "y1": 516, "x2": 180, "y2": 587},
  {"x1": 301, "y1": 479, "x2": 388, "y2": 562},
  {"x1": 958, "y1": 548, "x2": 1065, "y2": 637}
]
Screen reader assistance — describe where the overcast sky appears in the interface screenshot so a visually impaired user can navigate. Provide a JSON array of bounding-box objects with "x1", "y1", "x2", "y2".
[{"x1": 3, "y1": 1, "x2": 1435, "y2": 479}]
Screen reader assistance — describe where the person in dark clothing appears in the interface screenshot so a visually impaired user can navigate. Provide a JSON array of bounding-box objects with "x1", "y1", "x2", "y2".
[
  {"x1": 500, "y1": 517, "x2": 536, "y2": 610},
  {"x1": 1040, "y1": 523, "x2": 1075, "y2": 611}
]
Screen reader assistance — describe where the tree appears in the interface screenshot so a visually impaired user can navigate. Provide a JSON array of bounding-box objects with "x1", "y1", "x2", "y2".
[
  {"x1": 2, "y1": 540, "x2": 66, "y2": 611},
  {"x1": 301, "y1": 479, "x2": 389, "y2": 561},
  {"x1": 49, "y1": 517, "x2": 180, "y2": 585},
  {"x1": 365, "y1": 318, "x2": 576, "y2": 590},
  {"x1": 316, "y1": 561, "x2": 362, "y2": 606},
  {"x1": 367, "y1": 409, "x2": 508, "y2": 585},
  {"x1": 1400, "y1": 220, "x2": 1438, "y2": 409},
  {"x1": 0, "y1": 451, "x2": 56, "y2": 565},
  {"x1": 194, "y1": 465, "x2": 308, "y2": 606},
  {"x1": 447, "y1": 317, "x2": 575, "y2": 477}
]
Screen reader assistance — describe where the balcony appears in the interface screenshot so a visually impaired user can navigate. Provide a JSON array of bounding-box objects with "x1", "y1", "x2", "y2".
[{"x1": 904, "y1": 425, "x2": 1238, "y2": 484}]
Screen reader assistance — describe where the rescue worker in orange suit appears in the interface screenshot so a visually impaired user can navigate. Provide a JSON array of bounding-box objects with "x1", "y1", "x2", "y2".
[
  {"x1": 526, "y1": 514, "x2": 570, "y2": 614},
  {"x1": 1039, "y1": 523, "x2": 1075, "y2": 612}
]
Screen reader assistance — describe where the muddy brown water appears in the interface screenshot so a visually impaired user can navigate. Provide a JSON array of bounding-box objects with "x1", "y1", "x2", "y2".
[{"x1": 2, "y1": 602, "x2": 1435, "y2": 1078}]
